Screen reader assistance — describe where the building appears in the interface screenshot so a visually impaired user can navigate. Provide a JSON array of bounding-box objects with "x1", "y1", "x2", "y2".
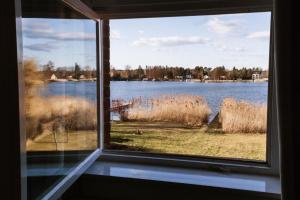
[
  {"x1": 252, "y1": 73, "x2": 262, "y2": 80},
  {"x1": 79, "y1": 75, "x2": 86, "y2": 79},
  {"x1": 50, "y1": 74, "x2": 57, "y2": 80},
  {"x1": 186, "y1": 74, "x2": 193, "y2": 79}
]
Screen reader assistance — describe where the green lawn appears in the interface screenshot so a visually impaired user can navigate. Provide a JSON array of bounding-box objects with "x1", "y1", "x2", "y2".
[
  {"x1": 27, "y1": 130, "x2": 97, "y2": 151},
  {"x1": 27, "y1": 121, "x2": 266, "y2": 161},
  {"x1": 110, "y1": 121, "x2": 266, "y2": 161}
]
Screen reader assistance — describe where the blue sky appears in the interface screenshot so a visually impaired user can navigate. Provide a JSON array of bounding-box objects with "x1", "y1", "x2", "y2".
[{"x1": 23, "y1": 12, "x2": 271, "y2": 70}]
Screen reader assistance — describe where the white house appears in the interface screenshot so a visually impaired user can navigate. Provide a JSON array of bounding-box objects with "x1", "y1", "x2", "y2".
[
  {"x1": 79, "y1": 75, "x2": 86, "y2": 79},
  {"x1": 252, "y1": 73, "x2": 261, "y2": 80},
  {"x1": 203, "y1": 75, "x2": 209, "y2": 80},
  {"x1": 186, "y1": 74, "x2": 192, "y2": 79},
  {"x1": 50, "y1": 74, "x2": 57, "y2": 80}
]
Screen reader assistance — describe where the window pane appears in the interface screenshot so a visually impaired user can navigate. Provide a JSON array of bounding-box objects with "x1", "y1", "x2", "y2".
[
  {"x1": 22, "y1": 1, "x2": 98, "y2": 199},
  {"x1": 108, "y1": 12, "x2": 271, "y2": 161}
]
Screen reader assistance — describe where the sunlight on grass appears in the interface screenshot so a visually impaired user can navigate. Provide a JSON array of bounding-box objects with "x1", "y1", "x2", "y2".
[{"x1": 110, "y1": 121, "x2": 266, "y2": 161}]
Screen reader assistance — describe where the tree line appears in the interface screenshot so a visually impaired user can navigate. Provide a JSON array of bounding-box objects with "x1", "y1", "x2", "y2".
[
  {"x1": 110, "y1": 65, "x2": 268, "y2": 81},
  {"x1": 39, "y1": 61, "x2": 268, "y2": 81},
  {"x1": 41, "y1": 61, "x2": 97, "y2": 80}
]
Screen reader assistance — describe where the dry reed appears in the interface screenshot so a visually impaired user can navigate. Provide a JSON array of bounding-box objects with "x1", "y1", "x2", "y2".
[
  {"x1": 125, "y1": 94, "x2": 211, "y2": 127},
  {"x1": 219, "y1": 98, "x2": 267, "y2": 133}
]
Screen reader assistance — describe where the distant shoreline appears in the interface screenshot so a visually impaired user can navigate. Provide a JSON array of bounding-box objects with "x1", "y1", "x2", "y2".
[{"x1": 48, "y1": 79, "x2": 268, "y2": 83}]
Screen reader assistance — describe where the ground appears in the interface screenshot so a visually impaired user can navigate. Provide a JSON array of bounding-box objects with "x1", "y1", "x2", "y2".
[
  {"x1": 27, "y1": 121, "x2": 266, "y2": 161},
  {"x1": 110, "y1": 121, "x2": 266, "y2": 161}
]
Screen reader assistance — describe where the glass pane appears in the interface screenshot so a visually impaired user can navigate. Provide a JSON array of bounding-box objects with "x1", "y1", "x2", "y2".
[
  {"x1": 22, "y1": 1, "x2": 98, "y2": 199},
  {"x1": 108, "y1": 12, "x2": 271, "y2": 161}
]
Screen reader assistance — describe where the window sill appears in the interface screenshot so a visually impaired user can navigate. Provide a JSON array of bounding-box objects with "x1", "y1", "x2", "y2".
[{"x1": 85, "y1": 160, "x2": 281, "y2": 199}]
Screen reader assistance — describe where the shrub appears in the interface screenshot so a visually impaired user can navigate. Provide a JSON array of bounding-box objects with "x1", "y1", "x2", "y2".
[
  {"x1": 124, "y1": 94, "x2": 211, "y2": 127},
  {"x1": 219, "y1": 98, "x2": 267, "y2": 133}
]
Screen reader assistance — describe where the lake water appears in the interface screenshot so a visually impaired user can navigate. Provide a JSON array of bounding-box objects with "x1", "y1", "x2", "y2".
[{"x1": 40, "y1": 81, "x2": 268, "y2": 121}]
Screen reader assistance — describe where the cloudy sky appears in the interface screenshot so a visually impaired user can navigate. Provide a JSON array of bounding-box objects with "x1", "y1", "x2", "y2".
[
  {"x1": 23, "y1": 12, "x2": 271, "y2": 70},
  {"x1": 22, "y1": 18, "x2": 97, "y2": 69}
]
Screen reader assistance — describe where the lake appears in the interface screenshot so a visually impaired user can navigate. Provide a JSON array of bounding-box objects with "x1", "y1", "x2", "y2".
[{"x1": 40, "y1": 81, "x2": 268, "y2": 121}]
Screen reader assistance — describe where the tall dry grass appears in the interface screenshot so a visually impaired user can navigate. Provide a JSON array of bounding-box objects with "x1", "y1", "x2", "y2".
[
  {"x1": 23, "y1": 59, "x2": 43, "y2": 97},
  {"x1": 219, "y1": 98, "x2": 267, "y2": 133},
  {"x1": 124, "y1": 94, "x2": 211, "y2": 127},
  {"x1": 26, "y1": 96, "x2": 97, "y2": 140}
]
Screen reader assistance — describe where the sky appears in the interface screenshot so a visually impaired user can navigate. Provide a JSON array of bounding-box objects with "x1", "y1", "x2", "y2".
[
  {"x1": 22, "y1": 18, "x2": 97, "y2": 69},
  {"x1": 23, "y1": 12, "x2": 271, "y2": 70}
]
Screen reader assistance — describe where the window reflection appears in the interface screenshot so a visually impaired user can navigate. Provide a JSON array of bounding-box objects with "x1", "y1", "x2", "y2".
[{"x1": 22, "y1": 1, "x2": 98, "y2": 199}]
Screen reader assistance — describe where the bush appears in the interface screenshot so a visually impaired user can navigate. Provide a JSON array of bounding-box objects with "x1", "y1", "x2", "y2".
[{"x1": 219, "y1": 98, "x2": 267, "y2": 133}]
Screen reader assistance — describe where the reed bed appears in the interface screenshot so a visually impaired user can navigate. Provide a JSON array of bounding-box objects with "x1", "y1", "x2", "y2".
[
  {"x1": 123, "y1": 94, "x2": 211, "y2": 127},
  {"x1": 219, "y1": 98, "x2": 267, "y2": 133},
  {"x1": 26, "y1": 96, "x2": 97, "y2": 139}
]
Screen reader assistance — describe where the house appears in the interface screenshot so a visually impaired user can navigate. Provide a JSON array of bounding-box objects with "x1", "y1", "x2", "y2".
[
  {"x1": 220, "y1": 75, "x2": 226, "y2": 80},
  {"x1": 203, "y1": 75, "x2": 209, "y2": 80},
  {"x1": 186, "y1": 74, "x2": 193, "y2": 79},
  {"x1": 252, "y1": 73, "x2": 261, "y2": 80},
  {"x1": 50, "y1": 74, "x2": 57, "y2": 80},
  {"x1": 79, "y1": 75, "x2": 86, "y2": 79}
]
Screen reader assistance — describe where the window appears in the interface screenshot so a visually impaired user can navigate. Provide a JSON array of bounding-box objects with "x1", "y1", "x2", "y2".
[
  {"x1": 12, "y1": 0, "x2": 278, "y2": 199},
  {"x1": 101, "y1": 10, "x2": 278, "y2": 175},
  {"x1": 21, "y1": 0, "x2": 102, "y2": 199}
]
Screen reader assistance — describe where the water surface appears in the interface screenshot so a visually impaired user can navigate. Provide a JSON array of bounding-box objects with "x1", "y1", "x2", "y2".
[{"x1": 40, "y1": 81, "x2": 268, "y2": 120}]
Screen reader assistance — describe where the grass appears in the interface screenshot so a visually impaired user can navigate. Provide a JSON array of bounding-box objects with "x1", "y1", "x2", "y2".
[
  {"x1": 110, "y1": 121, "x2": 266, "y2": 161},
  {"x1": 27, "y1": 130, "x2": 97, "y2": 151},
  {"x1": 27, "y1": 121, "x2": 266, "y2": 161},
  {"x1": 219, "y1": 98, "x2": 267, "y2": 133}
]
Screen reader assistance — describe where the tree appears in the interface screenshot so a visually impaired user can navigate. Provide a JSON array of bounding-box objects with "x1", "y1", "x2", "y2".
[
  {"x1": 74, "y1": 63, "x2": 81, "y2": 79},
  {"x1": 209, "y1": 66, "x2": 226, "y2": 80},
  {"x1": 228, "y1": 67, "x2": 238, "y2": 80},
  {"x1": 84, "y1": 66, "x2": 92, "y2": 79},
  {"x1": 137, "y1": 65, "x2": 144, "y2": 79},
  {"x1": 194, "y1": 66, "x2": 204, "y2": 80},
  {"x1": 124, "y1": 65, "x2": 131, "y2": 80},
  {"x1": 42, "y1": 61, "x2": 55, "y2": 78}
]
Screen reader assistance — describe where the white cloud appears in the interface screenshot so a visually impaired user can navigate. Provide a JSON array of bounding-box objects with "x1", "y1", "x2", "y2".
[
  {"x1": 24, "y1": 43, "x2": 58, "y2": 52},
  {"x1": 212, "y1": 43, "x2": 246, "y2": 52},
  {"x1": 23, "y1": 22, "x2": 96, "y2": 41},
  {"x1": 207, "y1": 18, "x2": 239, "y2": 34},
  {"x1": 247, "y1": 31, "x2": 270, "y2": 39},
  {"x1": 132, "y1": 36, "x2": 209, "y2": 47},
  {"x1": 111, "y1": 30, "x2": 121, "y2": 39},
  {"x1": 138, "y1": 30, "x2": 144, "y2": 34}
]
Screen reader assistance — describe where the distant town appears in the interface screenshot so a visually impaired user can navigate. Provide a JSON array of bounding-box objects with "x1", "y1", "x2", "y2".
[{"x1": 40, "y1": 61, "x2": 268, "y2": 82}]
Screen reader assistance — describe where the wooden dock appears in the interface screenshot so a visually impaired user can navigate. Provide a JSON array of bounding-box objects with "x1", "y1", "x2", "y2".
[{"x1": 110, "y1": 103, "x2": 132, "y2": 112}]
